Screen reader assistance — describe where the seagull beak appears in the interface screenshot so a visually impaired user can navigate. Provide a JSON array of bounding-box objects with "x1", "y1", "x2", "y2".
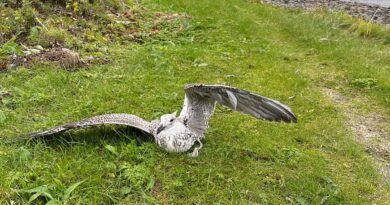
[{"x1": 156, "y1": 125, "x2": 165, "y2": 134}]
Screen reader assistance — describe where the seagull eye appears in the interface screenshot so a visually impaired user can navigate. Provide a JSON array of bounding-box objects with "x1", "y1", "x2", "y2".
[{"x1": 170, "y1": 118, "x2": 174, "y2": 122}]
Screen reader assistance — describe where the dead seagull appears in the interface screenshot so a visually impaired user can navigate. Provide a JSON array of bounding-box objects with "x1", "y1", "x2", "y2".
[{"x1": 24, "y1": 84, "x2": 297, "y2": 157}]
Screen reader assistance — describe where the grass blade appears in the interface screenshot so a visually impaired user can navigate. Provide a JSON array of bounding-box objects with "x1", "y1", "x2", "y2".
[{"x1": 63, "y1": 180, "x2": 85, "y2": 200}]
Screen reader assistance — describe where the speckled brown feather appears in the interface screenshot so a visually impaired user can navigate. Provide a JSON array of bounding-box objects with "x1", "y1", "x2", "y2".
[{"x1": 29, "y1": 114, "x2": 154, "y2": 139}]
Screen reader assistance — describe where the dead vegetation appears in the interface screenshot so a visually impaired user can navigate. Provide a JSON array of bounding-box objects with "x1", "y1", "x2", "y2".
[
  {"x1": 3, "y1": 47, "x2": 91, "y2": 71},
  {"x1": 0, "y1": 0, "x2": 190, "y2": 71}
]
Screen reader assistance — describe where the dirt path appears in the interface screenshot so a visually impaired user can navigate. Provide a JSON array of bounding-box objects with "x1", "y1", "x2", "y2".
[
  {"x1": 260, "y1": 0, "x2": 390, "y2": 183},
  {"x1": 322, "y1": 88, "x2": 390, "y2": 183},
  {"x1": 261, "y1": 0, "x2": 390, "y2": 24}
]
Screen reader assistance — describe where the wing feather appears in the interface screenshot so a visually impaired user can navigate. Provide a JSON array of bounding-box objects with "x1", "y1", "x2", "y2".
[
  {"x1": 179, "y1": 84, "x2": 297, "y2": 136},
  {"x1": 29, "y1": 113, "x2": 152, "y2": 139}
]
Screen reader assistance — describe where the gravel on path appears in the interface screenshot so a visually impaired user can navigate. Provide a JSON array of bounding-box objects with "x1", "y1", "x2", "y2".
[{"x1": 261, "y1": 0, "x2": 390, "y2": 24}]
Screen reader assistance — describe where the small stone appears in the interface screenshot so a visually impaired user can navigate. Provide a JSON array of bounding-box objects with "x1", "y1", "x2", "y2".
[
  {"x1": 320, "y1": 37, "x2": 329, "y2": 42},
  {"x1": 29, "y1": 48, "x2": 41, "y2": 54},
  {"x1": 23, "y1": 50, "x2": 31, "y2": 56},
  {"x1": 85, "y1": 56, "x2": 95, "y2": 61},
  {"x1": 197, "y1": 63, "x2": 208, "y2": 67},
  {"x1": 34, "y1": 45, "x2": 44, "y2": 50},
  {"x1": 61, "y1": 48, "x2": 71, "y2": 52}
]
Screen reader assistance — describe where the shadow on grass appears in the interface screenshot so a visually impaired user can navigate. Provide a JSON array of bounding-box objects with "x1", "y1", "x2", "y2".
[{"x1": 21, "y1": 126, "x2": 155, "y2": 148}]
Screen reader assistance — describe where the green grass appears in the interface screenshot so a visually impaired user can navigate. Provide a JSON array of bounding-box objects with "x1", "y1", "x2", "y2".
[{"x1": 1, "y1": 0, "x2": 389, "y2": 204}]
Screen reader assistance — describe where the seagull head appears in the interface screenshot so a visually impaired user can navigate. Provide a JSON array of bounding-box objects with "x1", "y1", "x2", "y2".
[{"x1": 156, "y1": 111, "x2": 177, "y2": 134}]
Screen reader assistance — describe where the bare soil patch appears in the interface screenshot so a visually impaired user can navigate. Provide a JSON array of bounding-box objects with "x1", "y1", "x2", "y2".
[{"x1": 3, "y1": 47, "x2": 98, "y2": 71}]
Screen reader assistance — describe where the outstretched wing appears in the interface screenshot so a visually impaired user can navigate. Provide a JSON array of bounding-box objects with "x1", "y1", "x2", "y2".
[
  {"x1": 28, "y1": 113, "x2": 153, "y2": 139},
  {"x1": 179, "y1": 84, "x2": 297, "y2": 136}
]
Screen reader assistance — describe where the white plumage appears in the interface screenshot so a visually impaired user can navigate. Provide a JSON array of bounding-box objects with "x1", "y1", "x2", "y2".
[{"x1": 24, "y1": 84, "x2": 297, "y2": 157}]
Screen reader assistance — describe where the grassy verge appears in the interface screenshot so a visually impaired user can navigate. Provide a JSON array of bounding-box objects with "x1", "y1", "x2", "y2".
[{"x1": 1, "y1": 0, "x2": 389, "y2": 204}]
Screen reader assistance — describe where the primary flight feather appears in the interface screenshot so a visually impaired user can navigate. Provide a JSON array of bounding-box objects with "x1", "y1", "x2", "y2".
[{"x1": 21, "y1": 84, "x2": 297, "y2": 157}]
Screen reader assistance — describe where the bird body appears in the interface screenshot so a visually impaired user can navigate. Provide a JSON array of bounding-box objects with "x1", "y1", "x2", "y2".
[
  {"x1": 155, "y1": 120, "x2": 199, "y2": 153},
  {"x1": 20, "y1": 84, "x2": 297, "y2": 157}
]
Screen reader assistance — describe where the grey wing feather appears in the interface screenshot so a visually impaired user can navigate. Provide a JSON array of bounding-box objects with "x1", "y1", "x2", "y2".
[
  {"x1": 29, "y1": 113, "x2": 153, "y2": 138},
  {"x1": 179, "y1": 84, "x2": 297, "y2": 136}
]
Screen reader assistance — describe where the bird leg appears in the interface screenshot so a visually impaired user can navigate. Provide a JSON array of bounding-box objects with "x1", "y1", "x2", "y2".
[{"x1": 189, "y1": 139, "x2": 203, "y2": 157}]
